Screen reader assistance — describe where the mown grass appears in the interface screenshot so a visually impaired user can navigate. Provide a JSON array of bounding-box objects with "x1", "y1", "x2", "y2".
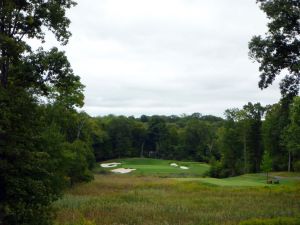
[
  {"x1": 55, "y1": 174, "x2": 300, "y2": 225},
  {"x1": 174, "y1": 173, "x2": 300, "y2": 187},
  {"x1": 270, "y1": 172, "x2": 300, "y2": 177},
  {"x1": 94, "y1": 158, "x2": 210, "y2": 177}
]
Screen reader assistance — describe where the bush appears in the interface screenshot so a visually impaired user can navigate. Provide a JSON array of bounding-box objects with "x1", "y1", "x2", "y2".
[
  {"x1": 294, "y1": 161, "x2": 300, "y2": 172},
  {"x1": 239, "y1": 217, "x2": 300, "y2": 225},
  {"x1": 208, "y1": 160, "x2": 223, "y2": 178},
  {"x1": 97, "y1": 168, "x2": 110, "y2": 175}
]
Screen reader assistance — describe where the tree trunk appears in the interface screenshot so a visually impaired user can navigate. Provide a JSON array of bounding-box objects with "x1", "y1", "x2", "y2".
[
  {"x1": 155, "y1": 142, "x2": 160, "y2": 158},
  {"x1": 288, "y1": 151, "x2": 291, "y2": 172},
  {"x1": 207, "y1": 141, "x2": 214, "y2": 155},
  {"x1": 0, "y1": 53, "x2": 9, "y2": 88},
  {"x1": 0, "y1": 12, "x2": 9, "y2": 88},
  {"x1": 243, "y1": 133, "x2": 247, "y2": 173},
  {"x1": 140, "y1": 142, "x2": 144, "y2": 158},
  {"x1": 76, "y1": 120, "x2": 85, "y2": 139}
]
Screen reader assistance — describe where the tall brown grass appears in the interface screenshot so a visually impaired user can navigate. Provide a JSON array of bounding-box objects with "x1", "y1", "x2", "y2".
[{"x1": 54, "y1": 175, "x2": 300, "y2": 225}]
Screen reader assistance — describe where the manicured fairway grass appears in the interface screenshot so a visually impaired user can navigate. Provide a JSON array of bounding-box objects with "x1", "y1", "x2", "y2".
[
  {"x1": 174, "y1": 173, "x2": 300, "y2": 187},
  {"x1": 95, "y1": 158, "x2": 210, "y2": 177},
  {"x1": 55, "y1": 174, "x2": 300, "y2": 225}
]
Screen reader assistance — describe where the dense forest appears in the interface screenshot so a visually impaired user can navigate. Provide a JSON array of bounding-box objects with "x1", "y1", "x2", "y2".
[
  {"x1": 76, "y1": 98, "x2": 300, "y2": 178},
  {"x1": 0, "y1": 0, "x2": 299, "y2": 225}
]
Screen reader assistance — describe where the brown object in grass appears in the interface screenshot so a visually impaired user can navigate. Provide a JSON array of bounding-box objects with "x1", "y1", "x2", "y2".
[{"x1": 267, "y1": 180, "x2": 273, "y2": 184}]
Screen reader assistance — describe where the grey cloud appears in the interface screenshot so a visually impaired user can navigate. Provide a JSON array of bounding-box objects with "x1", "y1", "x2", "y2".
[{"x1": 59, "y1": 0, "x2": 282, "y2": 117}]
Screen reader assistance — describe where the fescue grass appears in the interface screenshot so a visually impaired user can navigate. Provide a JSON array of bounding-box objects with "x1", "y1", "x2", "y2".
[
  {"x1": 94, "y1": 158, "x2": 210, "y2": 177},
  {"x1": 55, "y1": 173, "x2": 300, "y2": 225},
  {"x1": 56, "y1": 159, "x2": 300, "y2": 225},
  {"x1": 239, "y1": 217, "x2": 300, "y2": 225}
]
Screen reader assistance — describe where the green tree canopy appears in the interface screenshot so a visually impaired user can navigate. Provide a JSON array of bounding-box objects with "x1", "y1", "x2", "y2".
[
  {"x1": 282, "y1": 96, "x2": 300, "y2": 171},
  {"x1": 249, "y1": 0, "x2": 300, "y2": 98},
  {"x1": 0, "y1": 1, "x2": 88, "y2": 224}
]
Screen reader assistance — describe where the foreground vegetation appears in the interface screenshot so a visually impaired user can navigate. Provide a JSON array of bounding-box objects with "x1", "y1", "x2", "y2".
[{"x1": 55, "y1": 172, "x2": 300, "y2": 225}]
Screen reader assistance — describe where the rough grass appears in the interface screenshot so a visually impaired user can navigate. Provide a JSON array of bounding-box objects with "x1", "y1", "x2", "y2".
[
  {"x1": 239, "y1": 217, "x2": 300, "y2": 225},
  {"x1": 55, "y1": 174, "x2": 300, "y2": 225},
  {"x1": 94, "y1": 158, "x2": 210, "y2": 177}
]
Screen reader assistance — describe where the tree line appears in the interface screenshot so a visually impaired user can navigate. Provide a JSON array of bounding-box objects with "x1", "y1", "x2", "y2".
[
  {"x1": 210, "y1": 98, "x2": 300, "y2": 177},
  {"x1": 91, "y1": 113, "x2": 223, "y2": 162},
  {"x1": 83, "y1": 98, "x2": 299, "y2": 178}
]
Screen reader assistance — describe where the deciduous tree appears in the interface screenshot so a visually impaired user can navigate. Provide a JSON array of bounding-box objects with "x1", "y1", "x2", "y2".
[
  {"x1": 0, "y1": 1, "x2": 85, "y2": 224},
  {"x1": 249, "y1": 0, "x2": 300, "y2": 98},
  {"x1": 261, "y1": 151, "x2": 273, "y2": 183}
]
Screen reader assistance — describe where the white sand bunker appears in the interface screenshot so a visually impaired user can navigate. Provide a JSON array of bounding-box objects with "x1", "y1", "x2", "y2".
[
  {"x1": 170, "y1": 163, "x2": 178, "y2": 167},
  {"x1": 111, "y1": 168, "x2": 136, "y2": 174},
  {"x1": 100, "y1": 162, "x2": 121, "y2": 168},
  {"x1": 180, "y1": 166, "x2": 189, "y2": 170}
]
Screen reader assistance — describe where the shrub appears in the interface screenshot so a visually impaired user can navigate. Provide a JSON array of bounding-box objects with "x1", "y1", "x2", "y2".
[
  {"x1": 208, "y1": 160, "x2": 223, "y2": 178},
  {"x1": 294, "y1": 161, "x2": 300, "y2": 172}
]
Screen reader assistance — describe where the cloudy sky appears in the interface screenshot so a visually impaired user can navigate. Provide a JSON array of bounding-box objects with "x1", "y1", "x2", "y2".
[{"x1": 52, "y1": 0, "x2": 282, "y2": 117}]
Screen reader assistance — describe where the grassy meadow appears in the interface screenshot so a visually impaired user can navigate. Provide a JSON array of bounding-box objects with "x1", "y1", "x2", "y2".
[{"x1": 55, "y1": 159, "x2": 300, "y2": 225}]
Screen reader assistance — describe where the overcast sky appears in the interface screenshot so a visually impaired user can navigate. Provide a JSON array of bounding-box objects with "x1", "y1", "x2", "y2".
[{"x1": 50, "y1": 0, "x2": 283, "y2": 117}]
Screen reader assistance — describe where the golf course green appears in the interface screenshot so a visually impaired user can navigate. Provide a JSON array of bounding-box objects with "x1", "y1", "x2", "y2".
[{"x1": 96, "y1": 158, "x2": 210, "y2": 177}]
